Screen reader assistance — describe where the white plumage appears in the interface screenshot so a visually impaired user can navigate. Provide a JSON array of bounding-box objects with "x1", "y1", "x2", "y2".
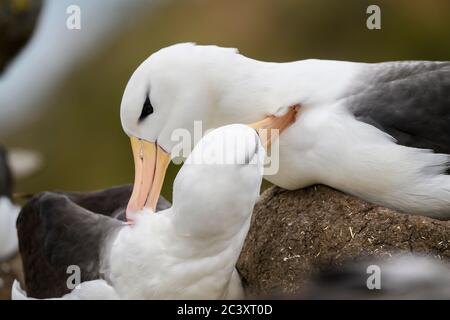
[
  {"x1": 120, "y1": 43, "x2": 450, "y2": 218},
  {"x1": 12, "y1": 279, "x2": 119, "y2": 300}
]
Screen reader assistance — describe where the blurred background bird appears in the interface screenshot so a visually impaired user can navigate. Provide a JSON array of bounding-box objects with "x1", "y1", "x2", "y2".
[
  {"x1": 297, "y1": 255, "x2": 450, "y2": 300},
  {"x1": 0, "y1": 146, "x2": 42, "y2": 259},
  {"x1": 0, "y1": 0, "x2": 42, "y2": 72},
  {"x1": 0, "y1": 146, "x2": 17, "y2": 261},
  {"x1": 0, "y1": 0, "x2": 43, "y2": 298}
]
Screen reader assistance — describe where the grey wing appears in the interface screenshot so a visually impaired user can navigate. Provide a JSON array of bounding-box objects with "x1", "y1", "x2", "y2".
[
  {"x1": 57, "y1": 184, "x2": 172, "y2": 221},
  {"x1": 346, "y1": 61, "x2": 450, "y2": 155},
  {"x1": 0, "y1": 146, "x2": 12, "y2": 198},
  {"x1": 17, "y1": 192, "x2": 123, "y2": 299}
]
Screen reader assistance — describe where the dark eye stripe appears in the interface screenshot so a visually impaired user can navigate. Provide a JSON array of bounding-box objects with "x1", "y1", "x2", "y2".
[{"x1": 139, "y1": 96, "x2": 153, "y2": 121}]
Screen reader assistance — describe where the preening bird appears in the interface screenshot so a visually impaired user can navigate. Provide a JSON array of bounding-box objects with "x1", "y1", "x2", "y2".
[
  {"x1": 15, "y1": 124, "x2": 264, "y2": 299},
  {"x1": 120, "y1": 43, "x2": 450, "y2": 219},
  {"x1": 12, "y1": 279, "x2": 119, "y2": 300}
]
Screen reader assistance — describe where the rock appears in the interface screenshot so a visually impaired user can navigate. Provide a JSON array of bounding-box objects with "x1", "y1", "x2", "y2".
[
  {"x1": 294, "y1": 254, "x2": 450, "y2": 299},
  {"x1": 237, "y1": 185, "x2": 450, "y2": 297}
]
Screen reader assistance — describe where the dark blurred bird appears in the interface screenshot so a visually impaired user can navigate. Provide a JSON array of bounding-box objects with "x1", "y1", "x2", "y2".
[
  {"x1": 0, "y1": 145, "x2": 43, "y2": 261},
  {"x1": 0, "y1": 0, "x2": 42, "y2": 72},
  {"x1": 0, "y1": 146, "x2": 12, "y2": 198}
]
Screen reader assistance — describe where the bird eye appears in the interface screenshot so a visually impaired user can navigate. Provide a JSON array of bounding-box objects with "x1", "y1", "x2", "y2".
[{"x1": 139, "y1": 96, "x2": 153, "y2": 121}]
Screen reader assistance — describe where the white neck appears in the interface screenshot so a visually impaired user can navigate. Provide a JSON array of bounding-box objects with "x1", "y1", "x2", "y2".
[
  {"x1": 109, "y1": 208, "x2": 252, "y2": 299},
  {"x1": 204, "y1": 54, "x2": 363, "y2": 127}
]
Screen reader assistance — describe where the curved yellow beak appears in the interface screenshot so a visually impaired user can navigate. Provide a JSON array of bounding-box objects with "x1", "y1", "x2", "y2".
[
  {"x1": 125, "y1": 105, "x2": 298, "y2": 223},
  {"x1": 126, "y1": 137, "x2": 170, "y2": 221}
]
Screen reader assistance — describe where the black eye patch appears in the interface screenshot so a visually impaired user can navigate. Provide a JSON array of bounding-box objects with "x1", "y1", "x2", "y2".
[{"x1": 139, "y1": 96, "x2": 154, "y2": 121}]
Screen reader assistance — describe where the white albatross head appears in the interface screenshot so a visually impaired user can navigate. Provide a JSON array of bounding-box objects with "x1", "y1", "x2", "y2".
[
  {"x1": 171, "y1": 124, "x2": 265, "y2": 237},
  {"x1": 120, "y1": 43, "x2": 298, "y2": 220}
]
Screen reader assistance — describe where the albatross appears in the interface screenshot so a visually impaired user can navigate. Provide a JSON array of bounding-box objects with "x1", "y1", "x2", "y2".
[
  {"x1": 120, "y1": 43, "x2": 450, "y2": 219},
  {"x1": 15, "y1": 124, "x2": 264, "y2": 299}
]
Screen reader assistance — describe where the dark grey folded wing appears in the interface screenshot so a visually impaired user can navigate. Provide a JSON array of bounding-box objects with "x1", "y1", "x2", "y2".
[
  {"x1": 347, "y1": 61, "x2": 450, "y2": 155},
  {"x1": 17, "y1": 185, "x2": 171, "y2": 299},
  {"x1": 17, "y1": 192, "x2": 123, "y2": 299},
  {"x1": 54, "y1": 184, "x2": 172, "y2": 221}
]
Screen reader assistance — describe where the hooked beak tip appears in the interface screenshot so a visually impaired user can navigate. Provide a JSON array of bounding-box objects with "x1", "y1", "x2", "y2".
[{"x1": 126, "y1": 137, "x2": 170, "y2": 222}]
